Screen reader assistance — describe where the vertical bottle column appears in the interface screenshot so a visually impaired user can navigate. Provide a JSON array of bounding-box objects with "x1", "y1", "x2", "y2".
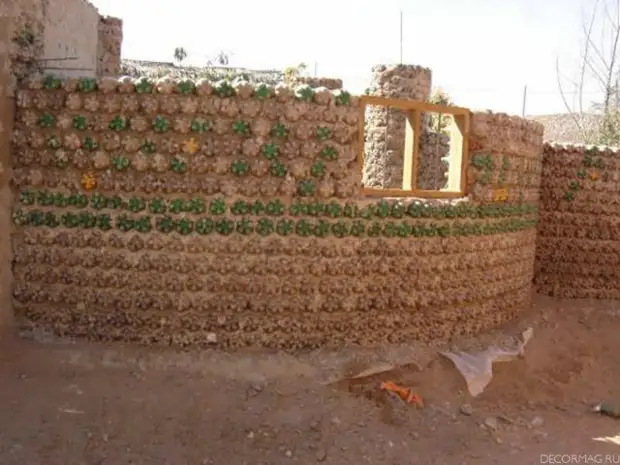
[{"x1": 363, "y1": 64, "x2": 432, "y2": 189}]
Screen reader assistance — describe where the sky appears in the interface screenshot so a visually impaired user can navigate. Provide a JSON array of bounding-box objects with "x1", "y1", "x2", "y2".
[{"x1": 90, "y1": 0, "x2": 608, "y2": 116}]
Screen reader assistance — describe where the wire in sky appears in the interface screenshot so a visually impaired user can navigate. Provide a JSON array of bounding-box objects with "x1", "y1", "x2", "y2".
[{"x1": 441, "y1": 88, "x2": 604, "y2": 95}]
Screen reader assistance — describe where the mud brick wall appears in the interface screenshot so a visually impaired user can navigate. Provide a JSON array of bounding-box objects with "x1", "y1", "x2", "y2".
[
  {"x1": 3, "y1": 0, "x2": 46, "y2": 83},
  {"x1": 41, "y1": 0, "x2": 99, "y2": 77},
  {"x1": 5, "y1": 0, "x2": 101, "y2": 79},
  {"x1": 363, "y1": 64, "x2": 449, "y2": 190},
  {"x1": 97, "y1": 16, "x2": 123, "y2": 77},
  {"x1": 9, "y1": 75, "x2": 542, "y2": 349},
  {"x1": 0, "y1": 17, "x2": 15, "y2": 330},
  {"x1": 534, "y1": 143, "x2": 620, "y2": 299}
]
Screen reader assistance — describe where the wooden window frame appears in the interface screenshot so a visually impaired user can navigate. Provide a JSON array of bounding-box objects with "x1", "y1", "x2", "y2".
[{"x1": 358, "y1": 95, "x2": 471, "y2": 199}]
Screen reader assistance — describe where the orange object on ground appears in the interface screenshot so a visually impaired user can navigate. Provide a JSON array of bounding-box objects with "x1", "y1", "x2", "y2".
[{"x1": 379, "y1": 381, "x2": 424, "y2": 407}]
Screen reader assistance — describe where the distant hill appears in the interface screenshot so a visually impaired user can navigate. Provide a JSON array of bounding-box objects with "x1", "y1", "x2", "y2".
[
  {"x1": 530, "y1": 113, "x2": 603, "y2": 144},
  {"x1": 120, "y1": 59, "x2": 284, "y2": 85}
]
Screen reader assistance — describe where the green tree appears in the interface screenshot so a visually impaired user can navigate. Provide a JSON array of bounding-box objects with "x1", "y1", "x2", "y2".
[
  {"x1": 173, "y1": 47, "x2": 188, "y2": 64},
  {"x1": 206, "y1": 51, "x2": 231, "y2": 67},
  {"x1": 429, "y1": 88, "x2": 454, "y2": 134},
  {"x1": 283, "y1": 62, "x2": 308, "y2": 85}
]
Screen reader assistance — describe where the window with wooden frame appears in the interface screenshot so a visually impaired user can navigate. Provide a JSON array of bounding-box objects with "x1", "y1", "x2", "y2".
[{"x1": 358, "y1": 95, "x2": 471, "y2": 198}]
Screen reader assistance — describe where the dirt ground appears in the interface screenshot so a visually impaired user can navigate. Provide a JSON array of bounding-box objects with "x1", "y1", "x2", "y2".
[{"x1": 2, "y1": 295, "x2": 620, "y2": 465}]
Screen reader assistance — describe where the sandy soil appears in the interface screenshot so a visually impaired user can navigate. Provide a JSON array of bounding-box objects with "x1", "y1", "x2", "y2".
[{"x1": 2, "y1": 294, "x2": 620, "y2": 465}]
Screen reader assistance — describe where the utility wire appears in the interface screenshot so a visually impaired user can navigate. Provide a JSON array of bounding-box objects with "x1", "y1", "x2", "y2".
[{"x1": 439, "y1": 88, "x2": 604, "y2": 95}]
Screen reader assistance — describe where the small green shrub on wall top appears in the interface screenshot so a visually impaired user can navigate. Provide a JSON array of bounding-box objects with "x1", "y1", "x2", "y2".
[
  {"x1": 78, "y1": 78, "x2": 97, "y2": 93},
  {"x1": 134, "y1": 77, "x2": 154, "y2": 94},
  {"x1": 428, "y1": 88, "x2": 454, "y2": 133},
  {"x1": 334, "y1": 90, "x2": 351, "y2": 106},
  {"x1": 254, "y1": 83, "x2": 271, "y2": 100},
  {"x1": 294, "y1": 85, "x2": 315, "y2": 102},
  {"x1": 177, "y1": 79, "x2": 195, "y2": 95},
  {"x1": 214, "y1": 80, "x2": 235, "y2": 97},
  {"x1": 43, "y1": 75, "x2": 62, "y2": 89}
]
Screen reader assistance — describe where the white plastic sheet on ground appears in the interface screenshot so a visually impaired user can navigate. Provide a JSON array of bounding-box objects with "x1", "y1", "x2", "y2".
[{"x1": 440, "y1": 327, "x2": 534, "y2": 397}]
